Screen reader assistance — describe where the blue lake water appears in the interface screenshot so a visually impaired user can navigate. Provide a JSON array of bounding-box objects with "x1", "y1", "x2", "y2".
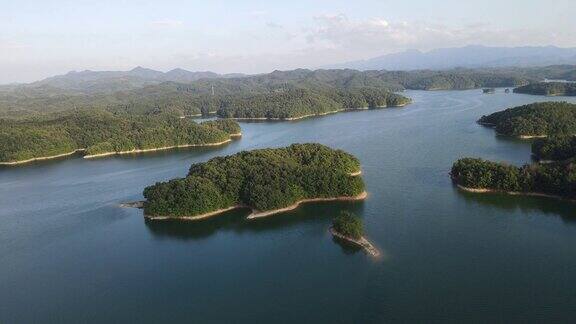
[{"x1": 2, "y1": 89, "x2": 576, "y2": 322}]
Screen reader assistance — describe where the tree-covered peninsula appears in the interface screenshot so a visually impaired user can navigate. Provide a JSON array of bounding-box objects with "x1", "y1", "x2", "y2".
[
  {"x1": 478, "y1": 102, "x2": 576, "y2": 137},
  {"x1": 532, "y1": 136, "x2": 576, "y2": 161},
  {"x1": 451, "y1": 157, "x2": 576, "y2": 199},
  {"x1": 514, "y1": 82, "x2": 576, "y2": 96},
  {"x1": 143, "y1": 144, "x2": 366, "y2": 219},
  {"x1": 216, "y1": 88, "x2": 411, "y2": 120},
  {"x1": 0, "y1": 111, "x2": 241, "y2": 164}
]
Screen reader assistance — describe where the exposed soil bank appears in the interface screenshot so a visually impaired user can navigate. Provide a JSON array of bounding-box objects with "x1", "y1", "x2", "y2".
[
  {"x1": 330, "y1": 227, "x2": 380, "y2": 257},
  {"x1": 84, "y1": 139, "x2": 232, "y2": 159},
  {"x1": 230, "y1": 104, "x2": 409, "y2": 122},
  {"x1": 456, "y1": 184, "x2": 573, "y2": 202},
  {"x1": 247, "y1": 191, "x2": 368, "y2": 219},
  {"x1": 138, "y1": 191, "x2": 368, "y2": 221},
  {"x1": 144, "y1": 205, "x2": 244, "y2": 221},
  {"x1": 0, "y1": 149, "x2": 85, "y2": 166}
]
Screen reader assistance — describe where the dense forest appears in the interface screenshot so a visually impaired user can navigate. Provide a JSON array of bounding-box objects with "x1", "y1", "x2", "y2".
[
  {"x1": 532, "y1": 136, "x2": 576, "y2": 161},
  {"x1": 4, "y1": 65, "x2": 576, "y2": 119},
  {"x1": 332, "y1": 211, "x2": 364, "y2": 239},
  {"x1": 514, "y1": 82, "x2": 576, "y2": 96},
  {"x1": 451, "y1": 157, "x2": 576, "y2": 199},
  {"x1": 478, "y1": 102, "x2": 576, "y2": 137},
  {"x1": 0, "y1": 111, "x2": 240, "y2": 163},
  {"x1": 216, "y1": 88, "x2": 411, "y2": 119},
  {"x1": 143, "y1": 143, "x2": 365, "y2": 217}
]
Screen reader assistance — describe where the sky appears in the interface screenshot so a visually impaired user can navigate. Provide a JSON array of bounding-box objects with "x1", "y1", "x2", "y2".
[{"x1": 1, "y1": 0, "x2": 576, "y2": 83}]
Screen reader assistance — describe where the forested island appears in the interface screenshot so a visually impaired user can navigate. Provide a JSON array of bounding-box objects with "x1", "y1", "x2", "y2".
[
  {"x1": 478, "y1": 102, "x2": 576, "y2": 138},
  {"x1": 0, "y1": 111, "x2": 241, "y2": 164},
  {"x1": 451, "y1": 157, "x2": 576, "y2": 200},
  {"x1": 514, "y1": 82, "x2": 576, "y2": 96},
  {"x1": 143, "y1": 144, "x2": 366, "y2": 220},
  {"x1": 330, "y1": 211, "x2": 380, "y2": 257},
  {"x1": 454, "y1": 102, "x2": 576, "y2": 200},
  {"x1": 216, "y1": 88, "x2": 411, "y2": 120}
]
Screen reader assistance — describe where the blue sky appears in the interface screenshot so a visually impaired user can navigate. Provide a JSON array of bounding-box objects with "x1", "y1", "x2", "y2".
[{"x1": 1, "y1": 0, "x2": 575, "y2": 83}]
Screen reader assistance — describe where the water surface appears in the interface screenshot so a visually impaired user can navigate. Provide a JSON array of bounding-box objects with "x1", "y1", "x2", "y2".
[{"x1": 2, "y1": 89, "x2": 576, "y2": 322}]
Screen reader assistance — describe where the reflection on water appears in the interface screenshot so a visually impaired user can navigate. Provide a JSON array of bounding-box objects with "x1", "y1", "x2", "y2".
[
  {"x1": 145, "y1": 200, "x2": 366, "y2": 241},
  {"x1": 455, "y1": 186, "x2": 576, "y2": 224}
]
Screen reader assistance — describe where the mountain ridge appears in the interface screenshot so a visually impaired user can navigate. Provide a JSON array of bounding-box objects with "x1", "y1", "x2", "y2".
[{"x1": 332, "y1": 45, "x2": 576, "y2": 71}]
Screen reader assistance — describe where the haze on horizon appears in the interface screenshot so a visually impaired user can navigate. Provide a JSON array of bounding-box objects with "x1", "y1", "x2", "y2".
[{"x1": 2, "y1": 0, "x2": 576, "y2": 84}]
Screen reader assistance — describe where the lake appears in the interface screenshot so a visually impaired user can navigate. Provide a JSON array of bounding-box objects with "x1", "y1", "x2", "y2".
[{"x1": 2, "y1": 89, "x2": 576, "y2": 323}]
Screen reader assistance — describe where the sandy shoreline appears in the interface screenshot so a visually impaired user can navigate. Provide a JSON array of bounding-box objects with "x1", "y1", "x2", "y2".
[
  {"x1": 3, "y1": 136, "x2": 237, "y2": 165},
  {"x1": 349, "y1": 170, "x2": 362, "y2": 176},
  {"x1": 84, "y1": 139, "x2": 232, "y2": 159},
  {"x1": 247, "y1": 191, "x2": 368, "y2": 219},
  {"x1": 330, "y1": 227, "x2": 380, "y2": 257},
  {"x1": 478, "y1": 121, "x2": 549, "y2": 139},
  {"x1": 144, "y1": 205, "x2": 244, "y2": 221},
  {"x1": 0, "y1": 149, "x2": 85, "y2": 166},
  {"x1": 230, "y1": 104, "x2": 408, "y2": 122},
  {"x1": 139, "y1": 191, "x2": 368, "y2": 221},
  {"x1": 518, "y1": 135, "x2": 548, "y2": 139},
  {"x1": 456, "y1": 184, "x2": 574, "y2": 202}
]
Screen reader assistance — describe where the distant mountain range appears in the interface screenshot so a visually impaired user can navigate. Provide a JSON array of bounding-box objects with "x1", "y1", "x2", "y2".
[
  {"x1": 28, "y1": 67, "x2": 244, "y2": 94},
  {"x1": 332, "y1": 46, "x2": 576, "y2": 71}
]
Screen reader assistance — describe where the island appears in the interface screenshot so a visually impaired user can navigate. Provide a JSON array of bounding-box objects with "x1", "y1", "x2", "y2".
[
  {"x1": 450, "y1": 157, "x2": 576, "y2": 201},
  {"x1": 460, "y1": 101, "x2": 576, "y2": 200},
  {"x1": 330, "y1": 211, "x2": 380, "y2": 257},
  {"x1": 477, "y1": 101, "x2": 576, "y2": 138},
  {"x1": 142, "y1": 143, "x2": 366, "y2": 220},
  {"x1": 0, "y1": 110, "x2": 241, "y2": 165},
  {"x1": 215, "y1": 88, "x2": 411, "y2": 120},
  {"x1": 514, "y1": 82, "x2": 576, "y2": 96}
]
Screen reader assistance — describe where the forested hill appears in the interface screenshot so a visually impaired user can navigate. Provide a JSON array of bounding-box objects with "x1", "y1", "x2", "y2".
[
  {"x1": 216, "y1": 88, "x2": 410, "y2": 119},
  {"x1": 143, "y1": 143, "x2": 365, "y2": 218},
  {"x1": 3, "y1": 65, "x2": 576, "y2": 119},
  {"x1": 478, "y1": 102, "x2": 576, "y2": 137},
  {"x1": 0, "y1": 111, "x2": 240, "y2": 164},
  {"x1": 514, "y1": 82, "x2": 576, "y2": 96},
  {"x1": 451, "y1": 157, "x2": 576, "y2": 199}
]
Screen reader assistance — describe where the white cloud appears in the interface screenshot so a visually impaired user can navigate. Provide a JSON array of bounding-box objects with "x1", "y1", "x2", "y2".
[{"x1": 306, "y1": 14, "x2": 576, "y2": 57}]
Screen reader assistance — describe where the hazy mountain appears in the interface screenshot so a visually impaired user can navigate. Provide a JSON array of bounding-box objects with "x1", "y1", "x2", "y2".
[
  {"x1": 29, "y1": 67, "x2": 244, "y2": 94},
  {"x1": 334, "y1": 46, "x2": 576, "y2": 71}
]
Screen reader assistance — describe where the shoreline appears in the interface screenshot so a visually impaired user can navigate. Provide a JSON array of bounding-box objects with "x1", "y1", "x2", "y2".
[
  {"x1": 84, "y1": 139, "x2": 232, "y2": 159},
  {"x1": 230, "y1": 103, "x2": 409, "y2": 122},
  {"x1": 144, "y1": 205, "x2": 244, "y2": 221},
  {"x1": 477, "y1": 121, "x2": 549, "y2": 139},
  {"x1": 139, "y1": 191, "x2": 368, "y2": 221},
  {"x1": 0, "y1": 149, "x2": 85, "y2": 166},
  {"x1": 247, "y1": 191, "x2": 368, "y2": 219},
  {"x1": 329, "y1": 227, "x2": 380, "y2": 257},
  {"x1": 2, "y1": 136, "x2": 238, "y2": 165},
  {"x1": 349, "y1": 170, "x2": 362, "y2": 176},
  {"x1": 518, "y1": 134, "x2": 547, "y2": 139},
  {"x1": 456, "y1": 184, "x2": 574, "y2": 202}
]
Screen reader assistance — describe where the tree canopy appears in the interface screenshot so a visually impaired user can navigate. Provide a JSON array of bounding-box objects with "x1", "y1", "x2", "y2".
[
  {"x1": 332, "y1": 211, "x2": 364, "y2": 239},
  {"x1": 0, "y1": 110, "x2": 240, "y2": 163},
  {"x1": 451, "y1": 157, "x2": 576, "y2": 198},
  {"x1": 478, "y1": 102, "x2": 576, "y2": 137},
  {"x1": 143, "y1": 143, "x2": 365, "y2": 217},
  {"x1": 514, "y1": 82, "x2": 576, "y2": 96}
]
